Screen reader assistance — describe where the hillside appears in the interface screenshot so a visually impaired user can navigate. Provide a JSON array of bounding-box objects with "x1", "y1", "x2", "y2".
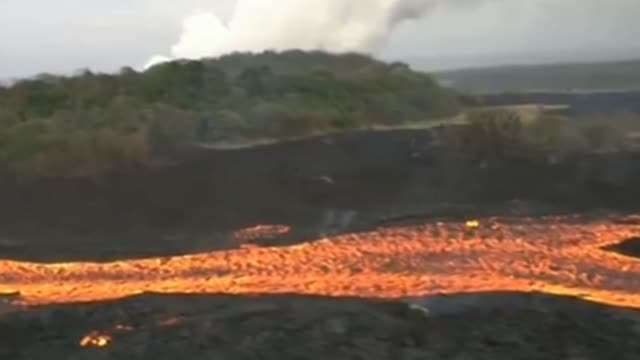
[
  {"x1": 2, "y1": 127, "x2": 640, "y2": 262},
  {"x1": 433, "y1": 59, "x2": 640, "y2": 93},
  {"x1": 0, "y1": 51, "x2": 462, "y2": 179}
]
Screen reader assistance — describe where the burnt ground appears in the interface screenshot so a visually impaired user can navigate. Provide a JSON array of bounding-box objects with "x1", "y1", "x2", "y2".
[
  {"x1": 1, "y1": 128, "x2": 640, "y2": 262},
  {"x1": 1, "y1": 292, "x2": 639, "y2": 360},
  {"x1": 603, "y1": 237, "x2": 640, "y2": 259},
  {"x1": 2, "y1": 129, "x2": 640, "y2": 358}
]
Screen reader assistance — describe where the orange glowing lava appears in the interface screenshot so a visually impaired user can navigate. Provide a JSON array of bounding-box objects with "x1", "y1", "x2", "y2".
[
  {"x1": 465, "y1": 220, "x2": 480, "y2": 229},
  {"x1": 2, "y1": 216, "x2": 640, "y2": 308},
  {"x1": 80, "y1": 332, "x2": 112, "y2": 347}
]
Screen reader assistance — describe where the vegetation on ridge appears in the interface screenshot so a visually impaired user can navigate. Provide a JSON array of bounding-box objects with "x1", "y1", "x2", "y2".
[
  {"x1": 447, "y1": 109, "x2": 640, "y2": 164},
  {"x1": 0, "y1": 50, "x2": 463, "y2": 179}
]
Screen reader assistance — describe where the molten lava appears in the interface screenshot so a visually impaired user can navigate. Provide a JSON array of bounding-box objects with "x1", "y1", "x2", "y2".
[
  {"x1": 1, "y1": 216, "x2": 640, "y2": 308},
  {"x1": 465, "y1": 220, "x2": 480, "y2": 229},
  {"x1": 80, "y1": 332, "x2": 111, "y2": 347}
]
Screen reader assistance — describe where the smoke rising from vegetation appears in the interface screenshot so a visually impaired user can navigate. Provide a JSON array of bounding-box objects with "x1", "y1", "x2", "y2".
[{"x1": 146, "y1": 0, "x2": 445, "y2": 68}]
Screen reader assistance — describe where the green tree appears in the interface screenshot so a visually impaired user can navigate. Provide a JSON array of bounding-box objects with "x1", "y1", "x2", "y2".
[{"x1": 0, "y1": 50, "x2": 465, "y2": 178}]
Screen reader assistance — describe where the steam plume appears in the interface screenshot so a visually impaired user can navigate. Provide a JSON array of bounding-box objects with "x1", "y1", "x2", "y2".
[{"x1": 145, "y1": 0, "x2": 438, "y2": 69}]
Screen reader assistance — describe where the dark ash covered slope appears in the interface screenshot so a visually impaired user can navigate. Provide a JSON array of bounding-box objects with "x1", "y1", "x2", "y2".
[{"x1": 1, "y1": 292, "x2": 639, "y2": 360}]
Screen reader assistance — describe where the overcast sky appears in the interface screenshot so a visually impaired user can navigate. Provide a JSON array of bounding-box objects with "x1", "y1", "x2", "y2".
[{"x1": 1, "y1": 0, "x2": 639, "y2": 78}]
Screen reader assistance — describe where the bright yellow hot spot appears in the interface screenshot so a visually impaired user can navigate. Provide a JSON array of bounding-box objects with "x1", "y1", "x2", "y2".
[
  {"x1": 465, "y1": 220, "x2": 480, "y2": 229},
  {"x1": 80, "y1": 332, "x2": 112, "y2": 347}
]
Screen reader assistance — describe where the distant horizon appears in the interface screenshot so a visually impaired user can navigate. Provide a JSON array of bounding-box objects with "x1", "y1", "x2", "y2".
[
  {"x1": 2, "y1": 47, "x2": 640, "y2": 83},
  {"x1": 403, "y1": 47, "x2": 640, "y2": 72}
]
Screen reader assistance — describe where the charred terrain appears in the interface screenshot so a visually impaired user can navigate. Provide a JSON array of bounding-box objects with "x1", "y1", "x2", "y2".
[
  {"x1": 2, "y1": 125, "x2": 640, "y2": 358},
  {"x1": 2, "y1": 293, "x2": 640, "y2": 360},
  {"x1": 1, "y1": 127, "x2": 640, "y2": 262}
]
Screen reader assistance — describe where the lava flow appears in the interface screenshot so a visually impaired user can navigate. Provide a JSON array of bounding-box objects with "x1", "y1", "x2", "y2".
[{"x1": 2, "y1": 216, "x2": 640, "y2": 308}]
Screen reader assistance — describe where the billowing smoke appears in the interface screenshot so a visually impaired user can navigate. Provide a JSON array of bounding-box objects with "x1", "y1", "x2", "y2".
[{"x1": 145, "y1": 0, "x2": 439, "y2": 69}]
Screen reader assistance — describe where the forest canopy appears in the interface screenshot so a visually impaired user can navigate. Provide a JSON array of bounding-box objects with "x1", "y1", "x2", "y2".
[{"x1": 0, "y1": 50, "x2": 463, "y2": 179}]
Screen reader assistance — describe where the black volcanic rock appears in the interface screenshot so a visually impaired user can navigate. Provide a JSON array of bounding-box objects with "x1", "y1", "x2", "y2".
[
  {"x1": 1, "y1": 292, "x2": 639, "y2": 360},
  {"x1": 1, "y1": 128, "x2": 640, "y2": 262},
  {"x1": 603, "y1": 237, "x2": 640, "y2": 259}
]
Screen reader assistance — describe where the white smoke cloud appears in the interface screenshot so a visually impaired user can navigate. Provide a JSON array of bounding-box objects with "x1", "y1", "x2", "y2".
[{"x1": 144, "y1": 0, "x2": 440, "y2": 69}]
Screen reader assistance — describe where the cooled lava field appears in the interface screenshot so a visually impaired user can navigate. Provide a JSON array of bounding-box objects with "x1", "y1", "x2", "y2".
[{"x1": 2, "y1": 129, "x2": 640, "y2": 359}]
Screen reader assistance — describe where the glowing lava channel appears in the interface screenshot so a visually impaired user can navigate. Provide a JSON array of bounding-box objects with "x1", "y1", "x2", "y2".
[{"x1": 1, "y1": 216, "x2": 640, "y2": 308}]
